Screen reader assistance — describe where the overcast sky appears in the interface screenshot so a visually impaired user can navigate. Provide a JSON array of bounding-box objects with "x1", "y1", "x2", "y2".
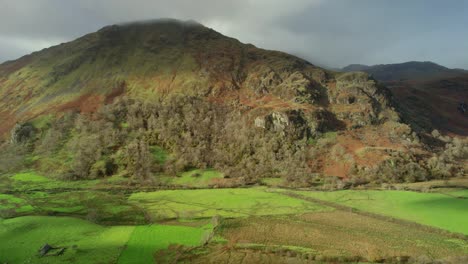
[{"x1": 1, "y1": 0, "x2": 467, "y2": 69}]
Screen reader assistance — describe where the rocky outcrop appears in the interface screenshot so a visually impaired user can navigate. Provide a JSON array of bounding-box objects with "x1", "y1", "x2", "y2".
[
  {"x1": 329, "y1": 72, "x2": 399, "y2": 128},
  {"x1": 255, "y1": 110, "x2": 310, "y2": 139},
  {"x1": 10, "y1": 123, "x2": 35, "y2": 144},
  {"x1": 254, "y1": 109, "x2": 342, "y2": 139},
  {"x1": 244, "y1": 68, "x2": 323, "y2": 104}
]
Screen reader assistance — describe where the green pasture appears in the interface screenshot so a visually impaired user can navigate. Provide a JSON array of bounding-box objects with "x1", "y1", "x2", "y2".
[
  {"x1": 118, "y1": 224, "x2": 211, "y2": 264},
  {"x1": 292, "y1": 189, "x2": 468, "y2": 235},
  {"x1": 129, "y1": 187, "x2": 330, "y2": 219},
  {"x1": 12, "y1": 172, "x2": 50, "y2": 182},
  {"x1": 0, "y1": 216, "x2": 211, "y2": 264},
  {"x1": 0, "y1": 188, "x2": 145, "y2": 223},
  {"x1": 0, "y1": 194, "x2": 34, "y2": 215},
  {"x1": 0, "y1": 216, "x2": 134, "y2": 264}
]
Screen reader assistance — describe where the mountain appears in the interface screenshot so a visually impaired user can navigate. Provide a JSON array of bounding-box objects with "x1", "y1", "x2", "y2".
[
  {"x1": 341, "y1": 64, "x2": 371, "y2": 72},
  {"x1": 0, "y1": 19, "x2": 465, "y2": 185},
  {"x1": 341, "y1": 61, "x2": 466, "y2": 81},
  {"x1": 0, "y1": 19, "x2": 340, "y2": 135},
  {"x1": 341, "y1": 61, "x2": 468, "y2": 135}
]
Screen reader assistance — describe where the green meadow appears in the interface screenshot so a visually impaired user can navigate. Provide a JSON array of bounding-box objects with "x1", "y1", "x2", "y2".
[
  {"x1": 129, "y1": 187, "x2": 330, "y2": 219},
  {"x1": 11, "y1": 172, "x2": 50, "y2": 182},
  {"x1": 291, "y1": 189, "x2": 468, "y2": 235},
  {"x1": 1, "y1": 171, "x2": 467, "y2": 263},
  {"x1": 0, "y1": 193, "x2": 34, "y2": 214},
  {"x1": 118, "y1": 224, "x2": 211, "y2": 264},
  {"x1": 0, "y1": 216, "x2": 134, "y2": 264}
]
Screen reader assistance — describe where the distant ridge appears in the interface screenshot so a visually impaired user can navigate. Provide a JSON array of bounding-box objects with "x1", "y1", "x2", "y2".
[
  {"x1": 341, "y1": 61, "x2": 466, "y2": 81},
  {"x1": 341, "y1": 61, "x2": 468, "y2": 135}
]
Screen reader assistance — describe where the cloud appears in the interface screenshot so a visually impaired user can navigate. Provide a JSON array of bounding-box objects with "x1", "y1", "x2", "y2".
[
  {"x1": 0, "y1": 35, "x2": 65, "y2": 62},
  {"x1": 0, "y1": 0, "x2": 467, "y2": 69}
]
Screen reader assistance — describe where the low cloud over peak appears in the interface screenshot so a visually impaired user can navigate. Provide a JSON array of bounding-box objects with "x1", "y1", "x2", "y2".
[{"x1": 1, "y1": 0, "x2": 467, "y2": 69}]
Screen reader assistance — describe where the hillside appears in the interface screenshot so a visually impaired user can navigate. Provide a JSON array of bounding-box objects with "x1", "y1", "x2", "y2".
[
  {"x1": 342, "y1": 61, "x2": 466, "y2": 81},
  {"x1": 342, "y1": 62, "x2": 468, "y2": 135},
  {"x1": 390, "y1": 74, "x2": 468, "y2": 136},
  {"x1": 0, "y1": 19, "x2": 466, "y2": 185}
]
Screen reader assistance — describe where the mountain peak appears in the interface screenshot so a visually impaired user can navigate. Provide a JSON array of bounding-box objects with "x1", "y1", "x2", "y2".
[
  {"x1": 98, "y1": 18, "x2": 207, "y2": 33},
  {"x1": 118, "y1": 18, "x2": 203, "y2": 27},
  {"x1": 0, "y1": 20, "x2": 325, "y2": 135}
]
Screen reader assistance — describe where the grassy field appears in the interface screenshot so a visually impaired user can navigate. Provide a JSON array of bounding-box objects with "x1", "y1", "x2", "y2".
[
  {"x1": 0, "y1": 189, "x2": 146, "y2": 223},
  {"x1": 290, "y1": 189, "x2": 468, "y2": 235},
  {"x1": 11, "y1": 172, "x2": 50, "y2": 182},
  {"x1": 0, "y1": 216, "x2": 134, "y2": 264},
  {"x1": 0, "y1": 171, "x2": 145, "y2": 221},
  {"x1": 129, "y1": 187, "x2": 330, "y2": 219},
  {"x1": 0, "y1": 216, "x2": 212, "y2": 264},
  {"x1": 438, "y1": 189, "x2": 468, "y2": 198},
  {"x1": 222, "y1": 212, "x2": 468, "y2": 259},
  {"x1": 4, "y1": 171, "x2": 106, "y2": 192},
  {"x1": 0, "y1": 193, "x2": 34, "y2": 215},
  {"x1": 2, "y1": 171, "x2": 468, "y2": 263},
  {"x1": 118, "y1": 224, "x2": 211, "y2": 264},
  {"x1": 189, "y1": 211, "x2": 468, "y2": 263}
]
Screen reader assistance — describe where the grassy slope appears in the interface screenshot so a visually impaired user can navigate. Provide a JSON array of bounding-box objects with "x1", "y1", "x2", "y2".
[
  {"x1": 293, "y1": 190, "x2": 468, "y2": 235},
  {"x1": 388, "y1": 74, "x2": 468, "y2": 136},
  {"x1": 0, "y1": 21, "x2": 222, "y2": 132},
  {"x1": 129, "y1": 187, "x2": 330, "y2": 219},
  {"x1": 0, "y1": 216, "x2": 134, "y2": 264}
]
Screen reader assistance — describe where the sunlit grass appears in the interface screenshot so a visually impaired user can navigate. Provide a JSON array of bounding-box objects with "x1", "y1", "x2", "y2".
[
  {"x1": 118, "y1": 224, "x2": 211, "y2": 264},
  {"x1": 129, "y1": 187, "x2": 331, "y2": 219},
  {"x1": 12, "y1": 172, "x2": 50, "y2": 182},
  {"x1": 291, "y1": 190, "x2": 468, "y2": 234},
  {"x1": 0, "y1": 216, "x2": 134, "y2": 264}
]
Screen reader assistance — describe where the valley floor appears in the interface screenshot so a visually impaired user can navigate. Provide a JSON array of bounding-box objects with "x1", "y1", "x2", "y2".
[{"x1": 0, "y1": 172, "x2": 467, "y2": 263}]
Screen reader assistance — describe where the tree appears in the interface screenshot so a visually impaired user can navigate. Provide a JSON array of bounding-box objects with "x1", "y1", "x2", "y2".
[
  {"x1": 70, "y1": 134, "x2": 102, "y2": 179},
  {"x1": 123, "y1": 139, "x2": 152, "y2": 181}
]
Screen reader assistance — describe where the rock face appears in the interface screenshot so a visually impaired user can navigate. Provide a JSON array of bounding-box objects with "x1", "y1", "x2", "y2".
[
  {"x1": 254, "y1": 112, "x2": 291, "y2": 132},
  {"x1": 244, "y1": 69, "x2": 324, "y2": 104},
  {"x1": 255, "y1": 111, "x2": 309, "y2": 138},
  {"x1": 328, "y1": 72, "x2": 399, "y2": 128},
  {"x1": 252, "y1": 71, "x2": 399, "y2": 139},
  {"x1": 267, "y1": 112, "x2": 290, "y2": 132}
]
